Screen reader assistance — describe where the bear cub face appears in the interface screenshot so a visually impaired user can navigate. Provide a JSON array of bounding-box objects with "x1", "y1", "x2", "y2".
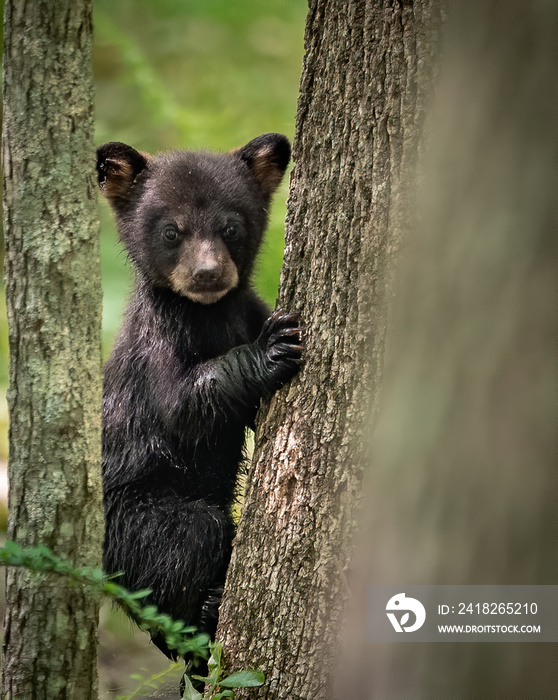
[{"x1": 97, "y1": 133, "x2": 290, "y2": 304}]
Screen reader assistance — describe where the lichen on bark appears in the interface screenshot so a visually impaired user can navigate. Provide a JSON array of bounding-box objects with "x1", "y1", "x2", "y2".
[{"x1": 2, "y1": 1, "x2": 103, "y2": 697}]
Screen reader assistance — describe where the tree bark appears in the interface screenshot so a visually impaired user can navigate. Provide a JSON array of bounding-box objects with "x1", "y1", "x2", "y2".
[
  {"x1": 217, "y1": 2, "x2": 441, "y2": 698},
  {"x1": 2, "y1": 1, "x2": 103, "y2": 698}
]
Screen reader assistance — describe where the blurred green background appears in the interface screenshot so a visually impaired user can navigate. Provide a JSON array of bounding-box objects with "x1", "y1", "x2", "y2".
[
  {"x1": 0, "y1": 1, "x2": 307, "y2": 694},
  {"x1": 95, "y1": 0, "x2": 307, "y2": 350}
]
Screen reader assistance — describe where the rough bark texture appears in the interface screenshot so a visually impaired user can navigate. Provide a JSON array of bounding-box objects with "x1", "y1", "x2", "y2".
[
  {"x1": 217, "y1": 2, "x2": 441, "y2": 698},
  {"x1": 338, "y1": 1, "x2": 556, "y2": 696},
  {"x1": 2, "y1": 1, "x2": 103, "y2": 698}
]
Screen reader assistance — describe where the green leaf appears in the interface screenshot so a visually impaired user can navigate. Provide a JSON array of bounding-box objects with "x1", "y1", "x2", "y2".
[
  {"x1": 102, "y1": 582, "x2": 121, "y2": 596},
  {"x1": 218, "y1": 670, "x2": 265, "y2": 688},
  {"x1": 3, "y1": 541, "x2": 21, "y2": 554},
  {"x1": 36, "y1": 544, "x2": 56, "y2": 557},
  {"x1": 139, "y1": 605, "x2": 159, "y2": 618},
  {"x1": 191, "y1": 674, "x2": 210, "y2": 683},
  {"x1": 1, "y1": 541, "x2": 22, "y2": 564},
  {"x1": 181, "y1": 674, "x2": 203, "y2": 700},
  {"x1": 90, "y1": 567, "x2": 106, "y2": 581},
  {"x1": 207, "y1": 641, "x2": 223, "y2": 675},
  {"x1": 127, "y1": 588, "x2": 152, "y2": 599},
  {"x1": 210, "y1": 691, "x2": 234, "y2": 699}
]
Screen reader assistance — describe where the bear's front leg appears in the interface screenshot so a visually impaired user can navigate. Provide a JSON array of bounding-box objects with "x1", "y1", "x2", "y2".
[{"x1": 148, "y1": 310, "x2": 304, "y2": 437}]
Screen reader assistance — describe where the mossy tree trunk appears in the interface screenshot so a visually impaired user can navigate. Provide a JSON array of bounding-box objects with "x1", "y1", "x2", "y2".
[
  {"x1": 2, "y1": 1, "x2": 103, "y2": 698},
  {"x1": 217, "y1": 2, "x2": 441, "y2": 698}
]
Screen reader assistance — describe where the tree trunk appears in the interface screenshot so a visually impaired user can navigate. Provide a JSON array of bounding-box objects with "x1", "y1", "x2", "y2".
[
  {"x1": 2, "y1": 1, "x2": 103, "y2": 698},
  {"x1": 217, "y1": 2, "x2": 441, "y2": 698},
  {"x1": 338, "y1": 1, "x2": 557, "y2": 696}
]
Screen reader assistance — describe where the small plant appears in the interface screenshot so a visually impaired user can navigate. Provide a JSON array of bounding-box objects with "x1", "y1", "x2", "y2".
[{"x1": 182, "y1": 642, "x2": 264, "y2": 700}]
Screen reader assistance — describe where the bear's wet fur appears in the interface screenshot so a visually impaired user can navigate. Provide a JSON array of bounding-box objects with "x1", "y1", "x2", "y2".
[{"x1": 97, "y1": 134, "x2": 303, "y2": 660}]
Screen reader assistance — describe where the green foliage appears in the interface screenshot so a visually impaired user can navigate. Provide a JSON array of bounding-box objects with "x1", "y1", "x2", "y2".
[
  {"x1": 93, "y1": 0, "x2": 305, "y2": 150},
  {"x1": 0, "y1": 542, "x2": 265, "y2": 699},
  {"x1": 183, "y1": 641, "x2": 264, "y2": 700},
  {"x1": 0, "y1": 541, "x2": 209, "y2": 660}
]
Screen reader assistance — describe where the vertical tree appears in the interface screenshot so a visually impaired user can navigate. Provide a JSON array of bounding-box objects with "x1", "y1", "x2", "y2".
[
  {"x1": 217, "y1": 2, "x2": 441, "y2": 698},
  {"x1": 2, "y1": 1, "x2": 103, "y2": 698}
]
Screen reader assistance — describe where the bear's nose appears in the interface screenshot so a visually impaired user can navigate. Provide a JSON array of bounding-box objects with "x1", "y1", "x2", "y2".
[{"x1": 192, "y1": 263, "x2": 220, "y2": 285}]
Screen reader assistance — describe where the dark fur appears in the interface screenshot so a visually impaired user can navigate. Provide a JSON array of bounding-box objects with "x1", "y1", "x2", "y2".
[{"x1": 97, "y1": 134, "x2": 302, "y2": 658}]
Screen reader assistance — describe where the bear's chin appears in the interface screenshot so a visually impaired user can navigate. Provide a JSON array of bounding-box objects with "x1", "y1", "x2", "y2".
[{"x1": 182, "y1": 287, "x2": 233, "y2": 305}]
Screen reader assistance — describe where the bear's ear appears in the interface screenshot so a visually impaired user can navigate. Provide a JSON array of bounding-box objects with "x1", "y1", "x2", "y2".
[
  {"x1": 96, "y1": 142, "x2": 149, "y2": 208},
  {"x1": 233, "y1": 133, "x2": 291, "y2": 197}
]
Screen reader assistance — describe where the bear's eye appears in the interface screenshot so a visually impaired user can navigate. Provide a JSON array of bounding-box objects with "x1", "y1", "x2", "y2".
[
  {"x1": 222, "y1": 222, "x2": 240, "y2": 241},
  {"x1": 162, "y1": 225, "x2": 179, "y2": 243}
]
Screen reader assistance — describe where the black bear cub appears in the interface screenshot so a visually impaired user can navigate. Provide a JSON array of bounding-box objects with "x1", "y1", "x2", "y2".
[{"x1": 97, "y1": 134, "x2": 302, "y2": 658}]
